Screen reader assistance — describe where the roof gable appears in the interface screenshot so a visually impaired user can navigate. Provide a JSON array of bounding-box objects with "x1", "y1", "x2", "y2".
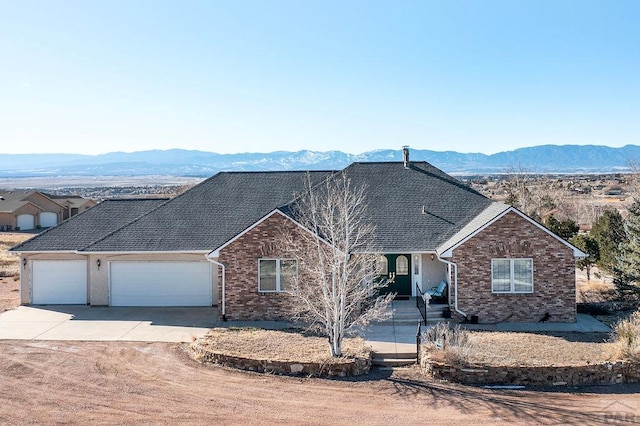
[{"x1": 438, "y1": 206, "x2": 586, "y2": 258}]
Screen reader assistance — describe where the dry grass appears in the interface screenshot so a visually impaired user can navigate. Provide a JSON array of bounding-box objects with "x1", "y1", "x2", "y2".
[
  {"x1": 611, "y1": 311, "x2": 640, "y2": 361},
  {"x1": 0, "y1": 233, "x2": 29, "y2": 278},
  {"x1": 460, "y1": 331, "x2": 616, "y2": 367},
  {"x1": 576, "y1": 266, "x2": 617, "y2": 303},
  {"x1": 196, "y1": 328, "x2": 370, "y2": 363},
  {"x1": 0, "y1": 233, "x2": 31, "y2": 312}
]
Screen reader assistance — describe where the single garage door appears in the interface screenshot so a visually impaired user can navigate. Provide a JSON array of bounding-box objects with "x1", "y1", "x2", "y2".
[
  {"x1": 110, "y1": 262, "x2": 212, "y2": 306},
  {"x1": 17, "y1": 214, "x2": 35, "y2": 230},
  {"x1": 32, "y1": 260, "x2": 88, "y2": 304},
  {"x1": 40, "y1": 212, "x2": 58, "y2": 227}
]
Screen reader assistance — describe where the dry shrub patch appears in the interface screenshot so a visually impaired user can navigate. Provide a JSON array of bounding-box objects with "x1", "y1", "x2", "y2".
[
  {"x1": 422, "y1": 323, "x2": 474, "y2": 366},
  {"x1": 611, "y1": 311, "x2": 640, "y2": 362},
  {"x1": 196, "y1": 327, "x2": 370, "y2": 363}
]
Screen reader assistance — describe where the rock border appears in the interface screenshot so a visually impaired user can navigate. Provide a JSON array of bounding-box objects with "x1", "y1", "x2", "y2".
[
  {"x1": 191, "y1": 341, "x2": 371, "y2": 377},
  {"x1": 423, "y1": 357, "x2": 640, "y2": 386}
]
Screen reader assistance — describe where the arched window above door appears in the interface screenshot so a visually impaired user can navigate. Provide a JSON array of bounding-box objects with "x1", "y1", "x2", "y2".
[{"x1": 396, "y1": 255, "x2": 409, "y2": 275}]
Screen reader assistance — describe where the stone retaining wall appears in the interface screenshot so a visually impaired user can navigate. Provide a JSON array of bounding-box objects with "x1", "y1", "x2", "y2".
[
  {"x1": 424, "y1": 358, "x2": 640, "y2": 386},
  {"x1": 191, "y1": 342, "x2": 371, "y2": 377}
]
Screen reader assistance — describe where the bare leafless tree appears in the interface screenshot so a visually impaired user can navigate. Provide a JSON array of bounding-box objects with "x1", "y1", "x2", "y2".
[{"x1": 279, "y1": 172, "x2": 393, "y2": 357}]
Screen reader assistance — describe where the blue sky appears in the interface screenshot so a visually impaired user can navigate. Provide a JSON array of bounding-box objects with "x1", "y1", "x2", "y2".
[{"x1": 1, "y1": 1, "x2": 638, "y2": 155}]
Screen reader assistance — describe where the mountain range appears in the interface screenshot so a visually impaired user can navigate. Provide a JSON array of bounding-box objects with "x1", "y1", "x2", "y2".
[{"x1": 0, "y1": 144, "x2": 638, "y2": 178}]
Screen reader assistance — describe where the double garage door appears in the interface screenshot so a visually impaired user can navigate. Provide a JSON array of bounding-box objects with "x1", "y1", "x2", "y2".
[
  {"x1": 110, "y1": 262, "x2": 212, "y2": 306},
  {"x1": 31, "y1": 260, "x2": 212, "y2": 306},
  {"x1": 16, "y1": 212, "x2": 57, "y2": 230}
]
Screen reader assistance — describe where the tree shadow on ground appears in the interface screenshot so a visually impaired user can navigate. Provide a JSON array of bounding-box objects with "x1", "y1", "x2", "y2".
[{"x1": 382, "y1": 374, "x2": 640, "y2": 425}]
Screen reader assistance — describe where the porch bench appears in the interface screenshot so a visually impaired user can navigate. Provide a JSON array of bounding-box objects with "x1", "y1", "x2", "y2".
[{"x1": 426, "y1": 281, "x2": 447, "y2": 301}]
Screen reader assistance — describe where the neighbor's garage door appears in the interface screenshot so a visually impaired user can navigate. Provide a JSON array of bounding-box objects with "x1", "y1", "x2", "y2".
[
  {"x1": 40, "y1": 212, "x2": 58, "y2": 227},
  {"x1": 32, "y1": 260, "x2": 87, "y2": 304},
  {"x1": 110, "y1": 262, "x2": 212, "y2": 306},
  {"x1": 17, "y1": 214, "x2": 35, "y2": 230}
]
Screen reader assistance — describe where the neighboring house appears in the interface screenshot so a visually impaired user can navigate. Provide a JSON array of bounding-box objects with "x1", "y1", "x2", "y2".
[
  {"x1": 11, "y1": 149, "x2": 585, "y2": 323},
  {"x1": 0, "y1": 190, "x2": 65, "y2": 231},
  {"x1": 44, "y1": 194, "x2": 97, "y2": 220}
]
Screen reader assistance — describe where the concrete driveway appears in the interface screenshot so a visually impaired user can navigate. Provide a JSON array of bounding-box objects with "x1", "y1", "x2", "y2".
[{"x1": 0, "y1": 306, "x2": 218, "y2": 342}]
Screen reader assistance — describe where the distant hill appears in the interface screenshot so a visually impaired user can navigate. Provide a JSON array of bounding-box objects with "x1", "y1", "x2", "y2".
[{"x1": 0, "y1": 144, "x2": 638, "y2": 177}]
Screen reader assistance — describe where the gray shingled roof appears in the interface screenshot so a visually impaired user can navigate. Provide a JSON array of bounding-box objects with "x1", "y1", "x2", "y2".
[
  {"x1": 80, "y1": 171, "x2": 332, "y2": 252},
  {"x1": 436, "y1": 202, "x2": 512, "y2": 256},
  {"x1": 316, "y1": 162, "x2": 493, "y2": 252},
  {"x1": 11, "y1": 162, "x2": 495, "y2": 254},
  {"x1": 11, "y1": 199, "x2": 168, "y2": 252}
]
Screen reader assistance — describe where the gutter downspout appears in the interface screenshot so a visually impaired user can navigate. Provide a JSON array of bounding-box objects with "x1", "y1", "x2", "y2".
[
  {"x1": 437, "y1": 256, "x2": 467, "y2": 318},
  {"x1": 205, "y1": 255, "x2": 227, "y2": 321}
]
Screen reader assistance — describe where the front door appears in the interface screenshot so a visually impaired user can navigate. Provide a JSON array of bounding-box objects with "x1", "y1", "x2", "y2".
[{"x1": 380, "y1": 254, "x2": 412, "y2": 298}]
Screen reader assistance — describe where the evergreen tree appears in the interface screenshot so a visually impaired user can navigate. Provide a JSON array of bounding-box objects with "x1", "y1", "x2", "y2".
[
  {"x1": 545, "y1": 214, "x2": 579, "y2": 241},
  {"x1": 591, "y1": 209, "x2": 627, "y2": 272},
  {"x1": 614, "y1": 199, "x2": 640, "y2": 293},
  {"x1": 571, "y1": 234, "x2": 599, "y2": 281}
]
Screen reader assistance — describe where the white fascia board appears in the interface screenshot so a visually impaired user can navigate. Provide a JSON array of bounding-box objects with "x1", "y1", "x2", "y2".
[
  {"x1": 208, "y1": 209, "x2": 334, "y2": 258},
  {"x1": 358, "y1": 251, "x2": 435, "y2": 255},
  {"x1": 440, "y1": 207, "x2": 587, "y2": 258},
  {"x1": 10, "y1": 250, "x2": 78, "y2": 254},
  {"x1": 77, "y1": 250, "x2": 210, "y2": 255}
]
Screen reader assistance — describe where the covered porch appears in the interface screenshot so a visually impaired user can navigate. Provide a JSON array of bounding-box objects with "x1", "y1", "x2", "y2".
[{"x1": 379, "y1": 252, "x2": 452, "y2": 303}]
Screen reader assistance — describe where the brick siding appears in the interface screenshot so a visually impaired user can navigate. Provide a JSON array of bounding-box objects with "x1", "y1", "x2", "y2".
[
  {"x1": 451, "y1": 211, "x2": 576, "y2": 323},
  {"x1": 218, "y1": 213, "x2": 301, "y2": 321}
]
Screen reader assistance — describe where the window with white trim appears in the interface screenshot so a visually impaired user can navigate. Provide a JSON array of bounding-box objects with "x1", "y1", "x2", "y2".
[
  {"x1": 491, "y1": 258, "x2": 533, "y2": 293},
  {"x1": 258, "y1": 259, "x2": 297, "y2": 292}
]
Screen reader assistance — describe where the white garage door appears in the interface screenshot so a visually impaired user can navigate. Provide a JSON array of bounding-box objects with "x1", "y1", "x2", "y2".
[
  {"x1": 17, "y1": 214, "x2": 35, "y2": 230},
  {"x1": 110, "y1": 262, "x2": 212, "y2": 306},
  {"x1": 40, "y1": 212, "x2": 58, "y2": 227},
  {"x1": 32, "y1": 260, "x2": 87, "y2": 304}
]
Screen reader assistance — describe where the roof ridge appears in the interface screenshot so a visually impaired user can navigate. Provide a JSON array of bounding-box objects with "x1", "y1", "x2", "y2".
[
  {"x1": 216, "y1": 169, "x2": 338, "y2": 175},
  {"x1": 78, "y1": 171, "x2": 266, "y2": 251},
  {"x1": 9, "y1": 199, "x2": 111, "y2": 251},
  {"x1": 78, "y1": 198, "x2": 174, "y2": 251}
]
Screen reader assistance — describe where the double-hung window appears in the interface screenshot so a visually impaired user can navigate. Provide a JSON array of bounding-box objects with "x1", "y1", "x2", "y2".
[
  {"x1": 258, "y1": 259, "x2": 297, "y2": 292},
  {"x1": 491, "y1": 258, "x2": 533, "y2": 293}
]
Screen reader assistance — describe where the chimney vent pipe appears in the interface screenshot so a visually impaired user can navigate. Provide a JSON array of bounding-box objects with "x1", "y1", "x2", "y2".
[{"x1": 402, "y1": 145, "x2": 410, "y2": 168}]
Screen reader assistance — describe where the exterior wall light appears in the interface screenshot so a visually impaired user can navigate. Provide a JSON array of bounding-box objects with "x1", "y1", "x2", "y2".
[
  {"x1": 96, "y1": 259, "x2": 101, "y2": 269},
  {"x1": 23, "y1": 258, "x2": 27, "y2": 268}
]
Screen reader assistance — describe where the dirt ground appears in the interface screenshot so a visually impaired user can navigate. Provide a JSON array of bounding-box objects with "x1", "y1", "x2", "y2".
[
  {"x1": 0, "y1": 233, "x2": 29, "y2": 312},
  {"x1": 0, "y1": 276, "x2": 19, "y2": 313},
  {"x1": 1, "y1": 341, "x2": 639, "y2": 425}
]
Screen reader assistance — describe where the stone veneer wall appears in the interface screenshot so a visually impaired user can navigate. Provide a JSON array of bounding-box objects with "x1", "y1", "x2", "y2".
[
  {"x1": 451, "y1": 211, "x2": 576, "y2": 323},
  {"x1": 191, "y1": 342, "x2": 371, "y2": 377},
  {"x1": 425, "y1": 359, "x2": 640, "y2": 386},
  {"x1": 218, "y1": 213, "x2": 303, "y2": 321}
]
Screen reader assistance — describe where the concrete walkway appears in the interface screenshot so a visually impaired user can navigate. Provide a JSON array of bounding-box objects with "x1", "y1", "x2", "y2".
[
  {"x1": 363, "y1": 313, "x2": 611, "y2": 359},
  {"x1": 0, "y1": 306, "x2": 217, "y2": 342},
  {"x1": 459, "y1": 313, "x2": 611, "y2": 333}
]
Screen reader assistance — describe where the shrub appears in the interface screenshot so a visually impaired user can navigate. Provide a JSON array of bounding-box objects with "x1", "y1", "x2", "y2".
[
  {"x1": 611, "y1": 311, "x2": 640, "y2": 361},
  {"x1": 422, "y1": 322, "x2": 473, "y2": 365},
  {"x1": 577, "y1": 302, "x2": 610, "y2": 315}
]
